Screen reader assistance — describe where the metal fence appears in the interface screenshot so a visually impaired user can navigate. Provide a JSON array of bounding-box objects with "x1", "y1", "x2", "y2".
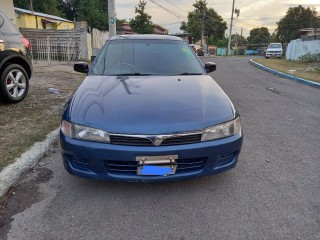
[
  {"x1": 20, "y1": 29, "x2": 82, "y2": 66},
  {"x1": 28, "y1": 36, "x2": 79, "y2": 66}
]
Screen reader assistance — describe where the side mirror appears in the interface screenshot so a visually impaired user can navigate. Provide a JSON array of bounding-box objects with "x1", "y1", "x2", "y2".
[
  {"x1": 205, "y1": 62, "x2": 216, "y2": 73},
  {"x1": 74, "y1": 62, "x2": 89, "y2": 73}
]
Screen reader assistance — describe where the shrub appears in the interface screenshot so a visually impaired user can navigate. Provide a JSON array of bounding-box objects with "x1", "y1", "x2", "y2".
[{"x1": 298, "y1": 52, "x2": 320, "y2": 63}]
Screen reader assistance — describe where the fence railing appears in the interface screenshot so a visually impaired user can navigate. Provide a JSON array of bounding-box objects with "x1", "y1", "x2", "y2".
[{"x1": 28, "y1": 37, "x2": 79, "y2": 66}]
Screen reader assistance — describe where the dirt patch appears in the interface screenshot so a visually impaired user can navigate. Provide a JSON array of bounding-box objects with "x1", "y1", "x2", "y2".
[{"x1": 0, "y1": 64, "x2": 84, "y2": 171}]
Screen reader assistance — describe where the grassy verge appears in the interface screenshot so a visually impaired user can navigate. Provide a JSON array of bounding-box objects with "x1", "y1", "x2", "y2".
[
  {"x1": 253, "y1": 58, "x2": 320, "y2": 83},
  {"x1": 0, "y1": 66, "x2": 84, "y2": 171}
]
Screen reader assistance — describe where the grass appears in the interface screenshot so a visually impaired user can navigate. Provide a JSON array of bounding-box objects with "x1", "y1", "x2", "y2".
[
  {"x1": 0, "y1": 66, "x2": 84, "y2": 171},
  {"x1": 253, "y1": 58, "x2": 320, "y2": 83}
]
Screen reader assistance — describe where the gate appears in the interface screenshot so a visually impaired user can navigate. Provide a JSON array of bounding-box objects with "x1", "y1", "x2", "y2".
[
  {"x1": 28, "y1": 36, "x2": 79, "y2": 66},
  {"x1": 20, "y1": 29, "x2": 82, "y2": 66}
]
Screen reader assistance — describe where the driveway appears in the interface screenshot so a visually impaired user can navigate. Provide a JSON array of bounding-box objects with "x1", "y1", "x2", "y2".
[{"x1": 1, "y1": 56, "x2": 319, "y2": 240}]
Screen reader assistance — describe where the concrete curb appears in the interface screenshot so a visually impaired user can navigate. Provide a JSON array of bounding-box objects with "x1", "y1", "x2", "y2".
[
  {"x1": 249, "y1": 59, "x2": 320, "y2": 89},
  {"x1": 0, "y1": 128, "x2": 60, "y2": 198}
]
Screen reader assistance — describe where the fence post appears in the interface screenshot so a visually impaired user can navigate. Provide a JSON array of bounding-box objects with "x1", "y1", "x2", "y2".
[{"x1": 47, "y1": 36, "x2": 50, "y2": 66}]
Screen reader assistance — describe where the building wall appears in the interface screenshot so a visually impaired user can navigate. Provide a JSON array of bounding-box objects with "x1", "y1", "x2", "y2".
[
  {"x1": 1, "y1": 0, "x2": 16, "y2": 25},
  {"x1": 286, "y1": 39, "x2": 320, "y2": 60},
  {"x1": 16, "y1": 13, "x2": 74, "y2": 30},
  {"x1": 57, "y1": 22, "x2": 74, "y2": 30}
]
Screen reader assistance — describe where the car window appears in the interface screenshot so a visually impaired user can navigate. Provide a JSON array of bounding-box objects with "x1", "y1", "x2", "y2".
[
  {"x1": 91, "y1": 39, "x2": 204, "y2": 76},
  {"x1": 0, "y1": 15, "x2": 4, "y2": 28},
  {"x1": 268, "y1": 44, "x2": 282, "y2": 48},
  {"x1": 0, "y1": 11, "x2": 19, "y2": 34}
]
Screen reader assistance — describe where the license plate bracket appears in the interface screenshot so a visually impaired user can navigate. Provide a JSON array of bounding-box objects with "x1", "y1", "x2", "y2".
[{"x1": 136, "y1": 155, "x2": 178, "y2": 176}]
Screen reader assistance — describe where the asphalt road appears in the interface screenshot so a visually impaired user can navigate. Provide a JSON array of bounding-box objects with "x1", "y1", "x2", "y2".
[{"x1": 1, "y1": 56, "x2": 320, "y2": 240}]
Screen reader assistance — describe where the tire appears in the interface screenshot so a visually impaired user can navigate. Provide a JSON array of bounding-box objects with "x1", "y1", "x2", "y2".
[{"x1": 0, "y1": 64, "x2": 29, "y2": 103}]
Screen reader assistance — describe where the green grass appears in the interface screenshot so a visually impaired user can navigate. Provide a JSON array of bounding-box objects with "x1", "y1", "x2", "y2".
[
  {"x1": 253, "y1": 58, "x2": 320, "y2": 83},
  {"x1": 0, "y1": 68, "x2": 84, "y2": 171}
]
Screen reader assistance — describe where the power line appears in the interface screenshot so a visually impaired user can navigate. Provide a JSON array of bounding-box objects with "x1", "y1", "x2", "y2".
[{"x1": 148, "y1": 0, "x2": 182, "y2": 18}]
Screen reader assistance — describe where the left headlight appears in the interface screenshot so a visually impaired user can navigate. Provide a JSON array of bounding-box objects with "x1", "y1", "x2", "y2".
[
  {"x1": 201, "y1": 117, "x2": 241, "y2": 142},
  {"x1": 61, "y1": 120, "x2": 110, "y2": 143}
]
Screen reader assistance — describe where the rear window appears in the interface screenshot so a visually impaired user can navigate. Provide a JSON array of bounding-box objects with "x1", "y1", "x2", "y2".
[{"x1": 0, "y1": 11, "x2": 19, "y2": 34}]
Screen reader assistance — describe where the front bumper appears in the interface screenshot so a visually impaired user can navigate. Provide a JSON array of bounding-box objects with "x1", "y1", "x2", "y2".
[
  {"x1": 60, "y1": 132, "x2": 243, "y2": 182},
  {"x1": 266, "y1": 52, "x2": 282, "y2": 57}
]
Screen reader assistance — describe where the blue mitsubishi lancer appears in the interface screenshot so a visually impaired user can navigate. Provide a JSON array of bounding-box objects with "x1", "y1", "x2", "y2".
[{"x1": 60, "y1": 35, "x2": 243, "y2": 182}]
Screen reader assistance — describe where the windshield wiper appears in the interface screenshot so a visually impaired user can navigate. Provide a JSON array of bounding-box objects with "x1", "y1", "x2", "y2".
[
  {"x1": 178, "y1": 73, "x2": 202, "y2": 75},
  {"x1": 115, "y1": 73, "x2": 152, "y2": 76}
]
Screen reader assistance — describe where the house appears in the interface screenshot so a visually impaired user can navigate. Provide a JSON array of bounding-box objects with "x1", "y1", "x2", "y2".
[
  {"x1": 15, "y1": 7, "x2": 74, "y2": 30},
  {"x1": 300, "y1": 28, "x2": 320, "y2": 41},
  {"x1": 116, "y1": 21, "x2": 136, "y2": 35},
  {"x1": 1, "y1": 0, "x2": 16, "y2": 25},
  {"x1": 153, "y1": 24, "x2": 168, "y2": 35},
  {"x1": 116, "y1": 21, "x2": 168, "y2": 35}
]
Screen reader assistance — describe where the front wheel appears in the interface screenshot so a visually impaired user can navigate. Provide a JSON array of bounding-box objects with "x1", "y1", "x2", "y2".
[{"x1": 0, "y1": 64, "x2": 29, "y2": 103}]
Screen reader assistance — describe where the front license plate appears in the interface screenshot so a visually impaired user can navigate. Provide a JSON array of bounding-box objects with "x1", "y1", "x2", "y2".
[{"x1": 137, "y1": 165, "x2": 177, "y2": 176}]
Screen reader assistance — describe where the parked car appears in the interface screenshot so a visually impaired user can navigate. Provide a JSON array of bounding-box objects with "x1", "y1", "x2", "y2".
[
  {"x1": 0, "y1": 10, "x2": 32, "y2": 103},
  {"x1": 60, "y1": 35, "x2": 243, "y2": 182},
  {"x1": 265, "y1": 43, "x2": 283, "y2": 58}
]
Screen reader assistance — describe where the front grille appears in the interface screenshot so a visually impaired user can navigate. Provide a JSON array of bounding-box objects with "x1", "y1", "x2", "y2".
[
  {"x1": 105, "y1": 157, "x2": 207, "y2": 175},
  {"x1": 109, "y1": 134, "x2": 202, "y2": 147},
  {"x1": 109, "y1": 135, "x2": 151, "y2": 146}
]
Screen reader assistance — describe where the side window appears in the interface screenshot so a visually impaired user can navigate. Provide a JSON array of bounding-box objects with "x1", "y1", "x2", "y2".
[
  {"x1": 0, "y1": 15, "x2": 4, "y2": 29},
  {"x1": 0, "y1": 12, "x2": 19, "y2": 33}
]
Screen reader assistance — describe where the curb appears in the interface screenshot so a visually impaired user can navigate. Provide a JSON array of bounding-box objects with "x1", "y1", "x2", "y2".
[
  {"x1": 249, "y1": 59, "x2": 320, "y2": 89},
  {"x1": 0, "y1": 128, "x2": 60, "y2": 198}
]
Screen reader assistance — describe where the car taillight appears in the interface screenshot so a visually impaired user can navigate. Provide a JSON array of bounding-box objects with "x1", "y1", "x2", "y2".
[{"x1": 21, "y1": 37, "x2": 30, "y2": 49}]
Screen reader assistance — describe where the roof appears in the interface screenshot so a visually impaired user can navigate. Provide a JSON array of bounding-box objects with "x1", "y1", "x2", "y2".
[
  {"x1": 110, "y1": 34, "x2": 183, "y2": 41},
  {"x1": 14, "y1": 7, "x2": 73, "y2": 23},
  {"x1": 153, "y1": 24, "x2": 168, "y2": 32}
]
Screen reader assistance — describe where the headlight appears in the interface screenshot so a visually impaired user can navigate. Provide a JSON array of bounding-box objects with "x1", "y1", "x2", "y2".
[
  {"x1": 61, "y1": 120, "x2": 110, "y2": 143},
  {"x1": 201, "y1": 117, "x2": 241, "y2": 142}
]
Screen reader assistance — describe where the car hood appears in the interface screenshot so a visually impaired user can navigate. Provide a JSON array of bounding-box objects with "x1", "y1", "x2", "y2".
[{"x1": 66, "y1": 75, "x2": 236, "y2": 134}]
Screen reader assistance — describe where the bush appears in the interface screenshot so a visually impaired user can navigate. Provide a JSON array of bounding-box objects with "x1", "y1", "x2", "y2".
[{"x1": 298, "y1": 52, "x2": 320, "y2": 63}]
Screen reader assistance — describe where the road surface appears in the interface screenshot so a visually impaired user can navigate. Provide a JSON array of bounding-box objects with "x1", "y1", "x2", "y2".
[{"x1": 1, "y1": 56, "x2": 319, "y2": 240}]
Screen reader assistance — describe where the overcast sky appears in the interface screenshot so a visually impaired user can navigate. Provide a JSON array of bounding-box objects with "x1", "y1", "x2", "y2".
[{"x1": 116, "y1": 0, "x2": 320, "y2": 37}]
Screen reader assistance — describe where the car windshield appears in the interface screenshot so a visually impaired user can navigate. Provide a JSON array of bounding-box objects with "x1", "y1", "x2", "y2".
[
  {"x1": 268, "y1": 43, "x2": 282, "y2": 48},
  {"x1": 90, "y1": 39, "x2": 204, "y2": 76}
]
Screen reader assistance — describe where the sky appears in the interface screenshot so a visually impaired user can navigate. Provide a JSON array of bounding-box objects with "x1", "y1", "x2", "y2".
[{"x1": 115, "y1": 0, "x2": 320, "y2": 37}]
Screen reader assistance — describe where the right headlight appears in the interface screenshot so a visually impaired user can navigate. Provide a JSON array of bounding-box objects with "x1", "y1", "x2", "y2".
[
  {"x1": 61, "y1": 120, "x2": 110, "y2": 143},
  {"x1": 201, "y1": 117, "x2": 241, "y2": 142}
]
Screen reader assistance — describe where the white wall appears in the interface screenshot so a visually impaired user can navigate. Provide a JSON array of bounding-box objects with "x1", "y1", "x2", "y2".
[
  {"x1": 0, "y1": 0, "x2": 16, "y2": 25},
  {"x1": 286, "y1": 39, "x2": 320, "y2": 61}
]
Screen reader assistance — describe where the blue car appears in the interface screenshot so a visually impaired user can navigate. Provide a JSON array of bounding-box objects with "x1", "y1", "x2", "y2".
[{"x1": 60, "y1": 35, "x2": 243, "y2": 182}]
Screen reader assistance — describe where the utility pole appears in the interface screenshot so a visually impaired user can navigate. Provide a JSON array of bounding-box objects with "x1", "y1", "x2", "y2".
[
  {"x1": 240, "y1": 27, "x2": 243, "y2": 47},
  {"x1": 29, "y1": 0, "x2": 38, "y2": 29},
  {"x1": 227, "y1": 0, "x2": 235, "y2": 55},
  {"x1": 108, "y1": 0, "x2": 116, "y2": 37},
  {"x1": 200, "y1": 11, "x2": 205, "y2": 48}
]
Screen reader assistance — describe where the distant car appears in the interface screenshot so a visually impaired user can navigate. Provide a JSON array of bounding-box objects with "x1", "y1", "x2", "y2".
[
  {"x1": 265, "y1": 43, "x2": 283, "y2": 59},
  {"x1": 0, "y1": 10, "x2": 32, "y2": 103},
  {"x1": 60, "y1": 35, "x2": 243, "y2": 182},
  {"x1": 197, "y1": 48, "x2": 204, "y2": 56}
]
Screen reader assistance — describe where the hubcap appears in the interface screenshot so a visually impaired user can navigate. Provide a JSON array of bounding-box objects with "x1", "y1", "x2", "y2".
[{"x1": 6, "y1": 69, "x2": 26, "y2": 99}]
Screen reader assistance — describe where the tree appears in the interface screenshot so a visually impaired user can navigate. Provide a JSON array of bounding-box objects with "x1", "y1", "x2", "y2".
[
  {"x1": 180, "y1": 0, "x2": 227, "y2": 43},
  {"x1": 276, "y1": 5, "x2": 320, "y2": 43},
  {"x1": 129, "y1": 0, "x2": 154, "y2": 34},
  {"x1": 247, "y1": 27, "x2": 271, "y2": 45},
  {"x1": 231, "y1": 33, "x2": 247, "y2": 46},
  {"x1": 14, "y1": 0, "x2": 64, "y2": 17},
  {"x1": 60, "y1": 0, "x2": 109, "y2": 30}
]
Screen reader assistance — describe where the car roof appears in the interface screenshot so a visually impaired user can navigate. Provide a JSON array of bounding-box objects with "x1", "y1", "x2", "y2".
[{"x1": 110, "y1": 34, "x2": 183, "y2": 41}]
